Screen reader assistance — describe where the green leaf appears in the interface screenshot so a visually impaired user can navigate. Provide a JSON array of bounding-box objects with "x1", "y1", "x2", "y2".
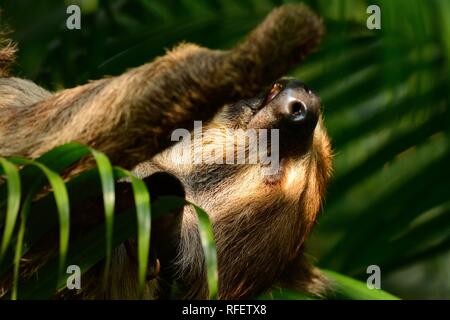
[
  {"x1": 113, "y1": 168, "x2": 151, "y2": 294},
  {"x1": 11, "y1": 186, "x2": 36, "y2": 300},
  {"x1": 16, "y1": 208, "x2": 137, "y2": 299},
  {"x1": 2, "y1": 145, "x2": 117, "y2": 286},
  {"x1": 0, "y1": 159, "x2": 21, "y2": 263},
  {"x1": 89, "y1": 149, "x2": 115, "y2": 284},
  {"x1": 0, "y1": 143, "x2": 90, "y2": 220},
  {"x1": 8, "y1": 158, "x2": 70, "y2": 300},
  {"x1": 323, "y1": 270, "x2": 399, "y2": 300},
  {"x1": 17, "y1": 196, "x2": 181, "y2": 299},
  {"x1": 190, "y1": 203, "x2": 218, "y2": 299}
]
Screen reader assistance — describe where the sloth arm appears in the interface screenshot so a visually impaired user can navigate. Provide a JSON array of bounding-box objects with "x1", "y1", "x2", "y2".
[{"x1": 0, "y1": 4, "x2": 323, "y2": 169}]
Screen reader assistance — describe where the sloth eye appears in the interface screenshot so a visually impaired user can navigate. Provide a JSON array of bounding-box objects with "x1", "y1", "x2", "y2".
[{"x1": 264, "y1": 82, "x2": 283, "y2": 105}]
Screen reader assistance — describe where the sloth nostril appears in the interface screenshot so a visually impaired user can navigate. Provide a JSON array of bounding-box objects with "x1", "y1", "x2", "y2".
[
  {"x1": 290, "y1": 101, "x2": 305, "y2": 115},
  {"x1": 288, "y1": 100, "x2": 307, "y2": 121}
]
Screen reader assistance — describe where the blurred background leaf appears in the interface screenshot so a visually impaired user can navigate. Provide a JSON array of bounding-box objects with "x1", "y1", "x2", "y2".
[{"x1": 1, "y1": 0, "x2": 449, "y2": 299}]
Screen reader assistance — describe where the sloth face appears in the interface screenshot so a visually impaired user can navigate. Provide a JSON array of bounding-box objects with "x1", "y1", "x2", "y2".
[
  {"x1": 219, "y1": 77, "x2": 325, "y2": 161},
  {"x1": 157, "y1": 77, "x2": 331, "y2": 193},
  {"x1": 225, "y1": 77, "x2": 321, "y2": 137},
  {"x1": 152, "y1": 78, "x2": 332, "y2": 299}
]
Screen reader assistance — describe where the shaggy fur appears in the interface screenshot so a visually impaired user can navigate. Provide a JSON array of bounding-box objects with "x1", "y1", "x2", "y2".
[
  {"x1": 0, "y1": 30, "x2": 15, "y2": 77},
  {"x1": 0, "y1": 4, "x2": 332, "y2": 299}
]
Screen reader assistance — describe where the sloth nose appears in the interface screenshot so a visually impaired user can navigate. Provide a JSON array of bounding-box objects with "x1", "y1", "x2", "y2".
[
  {"x1": 278, "y1": 79, "x2": 320, "y2": 137},
  {"x1": 286, "y1": 99, "x2": 308, "y2": 122}
]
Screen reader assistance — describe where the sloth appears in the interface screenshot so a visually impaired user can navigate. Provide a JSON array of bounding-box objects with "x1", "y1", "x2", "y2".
[
  {"x1": 0, "y1": 4, "x2": 332, "y2": 299},
  {"x1": 136, "y1": 77, "x2": 333, "y2": 300}
]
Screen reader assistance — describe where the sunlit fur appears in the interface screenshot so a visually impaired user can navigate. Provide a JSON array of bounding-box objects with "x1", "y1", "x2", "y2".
[{"x1": 138, "y1": 104, "x2": 333, "y2": 299}]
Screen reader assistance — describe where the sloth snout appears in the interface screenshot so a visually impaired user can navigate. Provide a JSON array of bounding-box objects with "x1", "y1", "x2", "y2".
[
  {"x1": 277, "y1": 79, "x2": 320, "y2": 138},
  {"x1": 247, "y1": 78, "x2": 320, "y2": 140}
]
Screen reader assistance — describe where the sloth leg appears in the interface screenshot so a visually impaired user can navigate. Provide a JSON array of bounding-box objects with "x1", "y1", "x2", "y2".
[{"x1": 0, "y1": 4, "x2": 323, "y2": 170}]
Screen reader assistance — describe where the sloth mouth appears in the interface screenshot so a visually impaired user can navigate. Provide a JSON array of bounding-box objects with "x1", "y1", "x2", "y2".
[
  {"x1": 262, "y1": 81, "x2": 284, "y2": 106},
  {"x1": 239, "y1": 80, "x2": 286, "y2": 128},
  {"x1": 252, "y1": 80, "x2": 286, "y2": 111}
]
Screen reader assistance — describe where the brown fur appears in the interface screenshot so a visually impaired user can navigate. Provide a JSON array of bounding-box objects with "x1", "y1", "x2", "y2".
[
  {"x1": 0, "y1": 4, "x2": 332, "y2": 299},
  {"x1": 0, "y1": 30, "x2": 16, "y2": 77},
  {"x1": 147, "y1": 111, "x2": 332, "y2": 299}
]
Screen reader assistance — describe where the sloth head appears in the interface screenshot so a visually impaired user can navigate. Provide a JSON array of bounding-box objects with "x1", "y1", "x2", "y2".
[{"x1": 142, "y1": 78, "x2": 332, "y2": 299}]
